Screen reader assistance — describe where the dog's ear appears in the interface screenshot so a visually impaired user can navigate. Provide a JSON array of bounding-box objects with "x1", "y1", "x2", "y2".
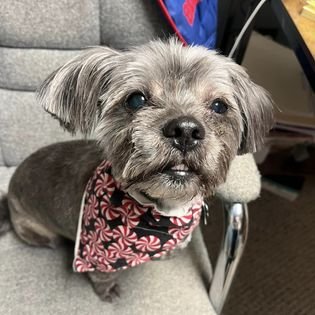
[
  {"x1": 229, "y1": 65, "x2": 274, "y2": 154},
  {"x1": 37, "y1": 47, "x2": 120, "y2": 134}
]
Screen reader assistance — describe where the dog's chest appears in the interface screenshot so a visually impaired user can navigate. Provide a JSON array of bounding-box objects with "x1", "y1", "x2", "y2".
[{"x1": 73, "y1": 161, "x2": 202, "y2": 273}]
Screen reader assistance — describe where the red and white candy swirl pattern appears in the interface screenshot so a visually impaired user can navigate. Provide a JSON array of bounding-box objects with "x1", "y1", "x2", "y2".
[
  {"x1": 126, "y1": 252, "x2": 150, "y2": 267},
  {"x1": 82, "y1": 244, "x2": 98, "y2": 265},
  {"x1": 135, "y1": 235, "x2": 161, "y2": 252},
  {"x1": 170, "y1": 214, "x2": 193, "y2": 226},
  {"x1": 87, "y1": 231, "x2": 105, "y2": 253},
  {"x1": 168, "y1": 226, "x2": 191, "y2": 240},
  {"x1": 95, "y1": 172, "x2": 116, "y2": 197},
  {"x1": 112, "y1": 225, "x2": 137, "y2": 246},
  {"x1": 162, "y1": 238, "x2": 177, "y2": 251},
  {"x1": 97, "y1": 248, "x2": 117, "y2": 264},
  {"x1": 107, "y1": 239, "x2": 133, "y2": 259},
  {"x1": 80, "y1": 230, "x2": 89, "y2": 245},
  {"x1": 87, "y1": 194, "x2": 99, "y2": 216},
  {"x1": 120, "y1": 208, "x2": 140, "y2": 228},
  {"x1": 97, "y1": 161, "x2": 112, "y2": 174},
  {"x1": 82, "y1": 195, "x2": 99, "y2": 225},
  {"x1": 75, "y1": 257, "x2": 94, "y2": 272},
  {"x1": 100, "y1": 195, "x2": 121, "y2": 220},
  {"x1": 122, "y1": 197, "x2": 147, "y2": 216},
  {"x1": 95, "y1": 217, "x2": 113, "y2": 242},
  {"x1": 192, "y1": 207, "x2": 202, "y2": 221}
]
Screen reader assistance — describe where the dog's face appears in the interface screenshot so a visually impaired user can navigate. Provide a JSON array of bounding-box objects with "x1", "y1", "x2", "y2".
[{"x1": 38, "y1": 39, "x2": 273, "y2": 205}]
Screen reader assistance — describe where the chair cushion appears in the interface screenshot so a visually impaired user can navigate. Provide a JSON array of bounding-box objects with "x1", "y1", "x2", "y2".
[
  {"x1": 0, "y1": 227, "x2": 214, "y2": 314},
  {"x1": 0, "y1": 0, "x2": 100, "y2": 49},
  {"x1": 0, "y1": 147, "x2": 4, "y2": 166},
  {"x1": 0, "y1": 88, "x2": 77, "y2": 166},
  {"x1": 99, "y1": 0, "x2": 172, "y2": 48},
  {"x1": 0, "y1": 48, "x2": 81, "y2": 91},
  {"x1": 0, "y1": 167, "x2": 16, "y2": 193}
]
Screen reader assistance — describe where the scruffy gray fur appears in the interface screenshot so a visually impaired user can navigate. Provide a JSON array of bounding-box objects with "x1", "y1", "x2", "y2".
[{"x1": 4, "y1": 38, "x2": 274, "y2": 301}]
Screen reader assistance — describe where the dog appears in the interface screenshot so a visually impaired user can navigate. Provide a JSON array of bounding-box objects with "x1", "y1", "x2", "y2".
[{"x1": 1, "y1": 38, "x2": 273, "y2": 301}]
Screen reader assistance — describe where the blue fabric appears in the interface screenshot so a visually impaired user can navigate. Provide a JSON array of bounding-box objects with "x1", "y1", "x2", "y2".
[{"x1": 163, "y1": 0, "x2": 217, "y2": 49}]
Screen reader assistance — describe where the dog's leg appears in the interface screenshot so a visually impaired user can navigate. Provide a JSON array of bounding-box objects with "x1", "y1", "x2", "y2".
[
  {"x1": 8, "y1": 196, "x2": 61, "y2": 248},
  {"x1": 88, "y1": 270, "x2": 121, "y2": 302}
]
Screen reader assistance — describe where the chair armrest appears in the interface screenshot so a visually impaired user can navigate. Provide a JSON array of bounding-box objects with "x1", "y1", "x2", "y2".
[
  {"x1": 209, "y1": 154, "x2": 257, "y2": 313},
  {"x1": 216, "y1": 154, "x2": 261, "y2": 203}
]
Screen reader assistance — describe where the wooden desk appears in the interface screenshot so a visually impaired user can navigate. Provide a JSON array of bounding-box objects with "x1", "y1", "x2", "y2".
[{"x1": 271, "y1": 0, "x2": 315, "y2": 91}]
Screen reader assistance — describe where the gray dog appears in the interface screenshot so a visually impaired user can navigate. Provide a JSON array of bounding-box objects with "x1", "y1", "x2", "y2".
[{"x1": 1, "y1": 39, "x2": 273, "y2": 301}]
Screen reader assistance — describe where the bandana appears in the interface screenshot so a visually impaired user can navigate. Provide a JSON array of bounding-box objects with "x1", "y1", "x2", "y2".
[{"x1": 73, "y1": 160, "x2": 203, "y2": 273}]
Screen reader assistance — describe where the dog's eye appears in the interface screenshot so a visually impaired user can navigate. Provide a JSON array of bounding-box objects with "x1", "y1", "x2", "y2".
[
  {"x1": 126, "y1": 93, "x2": 146, "y2": 110},
  {"x1": 209, "y1": 99, "x2": 228, "y2": 114}
]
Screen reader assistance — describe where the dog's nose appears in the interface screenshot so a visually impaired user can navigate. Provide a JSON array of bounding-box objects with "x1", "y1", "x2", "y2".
[{"x1": 163, "y1": 116, "x2": 205, "y2": 153}]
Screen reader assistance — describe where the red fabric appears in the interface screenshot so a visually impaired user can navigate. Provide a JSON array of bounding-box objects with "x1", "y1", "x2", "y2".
[
  {"x1": 157, "y1": 0, "x2": 188, "y2": 45},
  {"x1": 183, "y1": 0, "x2": 200, "y2": 26},
  {"x1": 73, "y1": 160, "x2": 202, "y2": 273}
]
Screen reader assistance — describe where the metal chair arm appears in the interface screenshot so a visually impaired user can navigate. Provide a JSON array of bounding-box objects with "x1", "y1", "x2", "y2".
[{"x1": 209, "y1": 202, "x2": 249, "y2": 314}]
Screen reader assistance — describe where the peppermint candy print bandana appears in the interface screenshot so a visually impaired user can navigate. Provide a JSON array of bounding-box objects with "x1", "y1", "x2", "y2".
[{"x1": 73, "y1": 160, "x2": 203, "y2": 273}]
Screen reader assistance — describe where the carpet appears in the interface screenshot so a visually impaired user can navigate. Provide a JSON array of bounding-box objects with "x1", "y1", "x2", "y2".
[{"x1": 202, "y1": 176, "x2": 315, "y2": 315}]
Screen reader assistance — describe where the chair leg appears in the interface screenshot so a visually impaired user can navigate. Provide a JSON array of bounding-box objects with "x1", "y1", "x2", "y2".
[{"x1": 209, "y1": 202, "x2": 249, "y2": 314}]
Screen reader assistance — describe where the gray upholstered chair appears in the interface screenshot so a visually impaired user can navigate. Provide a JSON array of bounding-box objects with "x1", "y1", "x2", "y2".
[{"x1": 0, "y1": 1, "x2": 260, "y2": 314}]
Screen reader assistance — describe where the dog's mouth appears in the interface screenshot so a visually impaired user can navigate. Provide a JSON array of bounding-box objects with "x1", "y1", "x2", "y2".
[
  {"x1": 123, "y1": 160, "x2": 206, "y2": 202},
  {"x1": 161, "y1": 163, "x2": 195, "y2": 179}
]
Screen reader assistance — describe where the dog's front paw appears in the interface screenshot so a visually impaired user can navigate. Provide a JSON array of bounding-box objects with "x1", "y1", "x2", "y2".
[
  {"x1": 88, "y1": 271, "x2": 121, "y2": 302},
  {"x1": 92, "y1": 282, "x2": 120, "y2": 303}
]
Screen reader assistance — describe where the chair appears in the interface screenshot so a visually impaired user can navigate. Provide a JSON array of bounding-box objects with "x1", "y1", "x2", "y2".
[{"x1": 0, "y1": 1, "x2": 260, "y2": 314}]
